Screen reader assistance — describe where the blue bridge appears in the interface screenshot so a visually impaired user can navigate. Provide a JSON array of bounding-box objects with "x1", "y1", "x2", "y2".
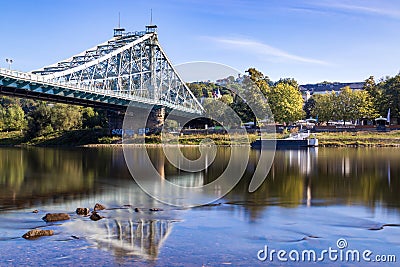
[{"x1": 0, "y1": 25, "x2": 203, "y2": 118}]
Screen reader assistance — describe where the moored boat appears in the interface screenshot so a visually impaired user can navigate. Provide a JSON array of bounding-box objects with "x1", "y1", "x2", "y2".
[{"x1": 251, "y1": 132, "x2": 318, "y2": 149}]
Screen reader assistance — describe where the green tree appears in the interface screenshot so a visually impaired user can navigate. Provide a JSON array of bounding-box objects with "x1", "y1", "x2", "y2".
[
  {"x1": 203, "y1": 97, "x2": 240, "y2": 127},
  {"x1": 0, "y1": 106, "x2": 5, "y2": 131},
  {"x1": 228, "y1": 69, "x2": 273, "y2": 126},
  {"x1": 82, "y1": 107, "x2": 107, "y2": 129},
  {"x1": 335, "y1": 86, "x2": 359, "y2": 123},
  {"x1": 335, "y1": 87, "x2": 377, "y2": 123},
  {"x1": 229, "y1": 95, "x2": 253, "y2": 123},
  {"x1": 0, "y1": 96, "x2": 19, "y2": 107},
  {"x1": 220, "y1": 94, "x2": 233, "y2": 105},
  {"x1": 0, "y1": 96, "x2": 26, "y2": 131},
  {"x1": 303, "y1": 97, "x2": 316, "y2": 119},
  {"x1": 312, "y1": 92, "x2": 335, "y2": 123},
  {"x1": 267, "y1": 83, "x2": 304, "y2": 124},
  {"x1": 378, "y1": 73, "x2": 400, "y2": 123},
  {"x1": 275, "y1": 78, "x2": 299, "y2": 89},
  {"x1": 246, "y1": 68, "x2": 270, "y2": 96},
  {"x1": 312, "y1": 87, "x2": 377, "y2": 124},
  {"x1": 4, "y1": 105, "x2": 25, "y2": 131},
  {"x1": 244, "y1": 74, "x2": 271, "y2": 124},
  {"x1": 186, "y1": 83, "x2": 203, "y2": 98},
  {"x1": 354, "y1": 90, "x2": 378, "y2": 120},
  {"x1": 50, "y1": 104, "x2": 82, "y2": 131},
  {"x1": 202, "y1": 98, "x2": 221, "y2": 122},
  {"x1": 363, "y1": 76, "x2": 384, "y2": 115},
  {"x1": 26, "y1": 102, "x2": 53, "y2": 137}
]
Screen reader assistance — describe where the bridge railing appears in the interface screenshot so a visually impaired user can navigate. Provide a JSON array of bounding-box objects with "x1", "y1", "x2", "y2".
[{"x1": 0, "y1": 68, "x2": 46, "y2": 83}]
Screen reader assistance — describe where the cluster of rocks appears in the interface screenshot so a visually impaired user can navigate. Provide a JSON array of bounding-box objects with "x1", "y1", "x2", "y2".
[
  {"x1": 75, "y1": 207, "x2": 90, "y2": 216},
  {"x1": 22, "y1": 203, "x2": 107, "y2": 240},
  {"x1": 22, "y1": 203, "x2": 165, "y2": 240},
  {"x1": 75, "y1": 203, "x2": 106, "y2": 221}
]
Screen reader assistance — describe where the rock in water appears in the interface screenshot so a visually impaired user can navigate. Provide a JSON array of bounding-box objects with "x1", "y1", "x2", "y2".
[
  {"x1": 94, "y1": 203, "x2": 106, "y2": 211},
  {"x1": 90, "y1": 211, "x2": 104, "y2": 221},
  {"x1": 22, "y1": 229, "x2": 54, "y2": 239},
  {"x1": 76, "y1": 207, "x2": 90, "y2": 215},
  {"x1": 42, "y1": 213, "x2": 70, "y2": 222},
  {"x1": 149, "y1": 208, "x2": 163, "y2": 212}
]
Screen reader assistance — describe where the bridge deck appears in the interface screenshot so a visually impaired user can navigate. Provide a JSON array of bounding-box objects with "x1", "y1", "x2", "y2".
[{"x1": 0, "y1": 68, "x2": 201, "y2": 117}]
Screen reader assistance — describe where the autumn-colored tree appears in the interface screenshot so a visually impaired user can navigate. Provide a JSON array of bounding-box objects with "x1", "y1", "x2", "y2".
[
  {"x1": 311, "y1": 87, "x2": 377, "y2": 124},
  {"x1": 246, "y1": 68, "x2": 271, "y2": 96},
  {"x1": 311, "y1": 92, "x2": 336, "y2": 123},
  {"x1": 267, "y1": 82, "x2": 304, "y2": 124}
]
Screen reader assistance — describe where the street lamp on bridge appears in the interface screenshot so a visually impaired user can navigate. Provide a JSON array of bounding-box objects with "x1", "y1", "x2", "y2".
[{"x1": 5, "y1": 58, "x2": 13, "y2": 70}]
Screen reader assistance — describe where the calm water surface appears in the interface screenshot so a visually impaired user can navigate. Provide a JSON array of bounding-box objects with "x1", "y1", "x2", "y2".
[{"x1": 0, "y1": 147, "x2": 399, "y2": 266}]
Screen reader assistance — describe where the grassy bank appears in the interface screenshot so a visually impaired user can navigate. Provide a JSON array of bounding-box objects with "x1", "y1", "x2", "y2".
[
  {"x1": 0, "y1": 131, "x2": 26, "y2": 146},
  {"x1": 135, "y1": 133, "x2": 261, "y2": 145},
  {"x1": 0, "y1": 129, "x2": 115, "y2": 147},
  {"x1": 316, "y1": 131, "x2": 400, "y2": 147},
  {"x1": 0, "y1": 130, "x2": 263, "y2": 147},
  {"x1": 1, "y1": 129, "x2": 400, "y2": 147}
]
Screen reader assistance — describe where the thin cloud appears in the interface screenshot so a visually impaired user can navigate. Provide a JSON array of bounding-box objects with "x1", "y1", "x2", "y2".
[
  {"x1": 308, "y1": 0, "x2": 400, "y2": 19},
  {"x1": 207, "y1": 37, "x2": 329, "y2": 66}
]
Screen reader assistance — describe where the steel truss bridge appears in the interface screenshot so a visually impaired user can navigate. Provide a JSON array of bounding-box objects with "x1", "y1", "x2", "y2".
[{"x1": 0, "y1": 25, "x2": 204, "y2": 117}]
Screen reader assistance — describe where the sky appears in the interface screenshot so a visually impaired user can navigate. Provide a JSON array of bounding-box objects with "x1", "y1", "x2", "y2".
[{"x1": 0, "y1": 0, "x2": 399, "y2": 84}]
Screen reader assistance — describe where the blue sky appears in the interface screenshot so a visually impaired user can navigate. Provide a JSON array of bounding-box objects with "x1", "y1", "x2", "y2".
[{"x1": 0, "y1": 0, "x2": 399, "y2": 84}]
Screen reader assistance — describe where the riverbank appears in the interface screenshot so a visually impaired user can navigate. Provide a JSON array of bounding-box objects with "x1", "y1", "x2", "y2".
[
  {"x1": 0, "y1": 129, "x2": 114, "y2": 147},
  {"x1": 0, "y1": 130, "x2": 262, "y2": 147},
  {"x1": 1, "y1": 129, "x2": 400, "y2": 147},
  {"x1": 317, "y1": 131, "x2": 400, "y2": 147}
]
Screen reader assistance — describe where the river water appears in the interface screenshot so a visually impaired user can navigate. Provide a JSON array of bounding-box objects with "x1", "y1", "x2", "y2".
[{"x1": 0, "y1": 146, "x2": 399, "y2": 266}]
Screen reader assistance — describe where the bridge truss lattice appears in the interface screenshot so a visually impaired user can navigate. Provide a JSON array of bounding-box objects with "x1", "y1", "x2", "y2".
[{"x1": 31, "y1": 26, "x2": 203, "y2": 115}]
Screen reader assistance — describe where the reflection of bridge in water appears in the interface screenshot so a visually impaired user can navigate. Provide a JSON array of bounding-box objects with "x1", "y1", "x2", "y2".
[
  {"x1": 97, "y1": 218, "x2": 174, "y2": 260},
  {"x1": 61, "y1": 183, "x2": 178, "y2": 260}
]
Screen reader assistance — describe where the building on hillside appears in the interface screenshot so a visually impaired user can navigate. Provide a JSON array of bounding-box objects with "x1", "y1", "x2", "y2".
[
  {"x1": 300, "y1": 82, "x2": 364, "y2": 101},
  {"x1": 215, "y1": 74, "x2": 247, "y2": 86}
]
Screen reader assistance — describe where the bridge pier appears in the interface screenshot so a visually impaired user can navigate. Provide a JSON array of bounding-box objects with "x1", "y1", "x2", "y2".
[
  {"x1": 108, "y1": 107, "x2": 165, "y2": 135},
  {"x1": 107, "y1": 110, "x2": 124, "y2": 131},
  {"x1": 146, "y1": 107, "x2": 165, "y2": 134}
]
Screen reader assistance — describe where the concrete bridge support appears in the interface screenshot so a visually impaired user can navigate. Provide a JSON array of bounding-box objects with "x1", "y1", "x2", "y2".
[
  {"x1": 108, "y1": 107, "x2": 165, "y2": 134},
  {"x1": 146, "y1": 107, "x2": 165, "y2": 134},
  {"x1": 107, "y1": 110, "x2": 124, "y2": 131}
]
